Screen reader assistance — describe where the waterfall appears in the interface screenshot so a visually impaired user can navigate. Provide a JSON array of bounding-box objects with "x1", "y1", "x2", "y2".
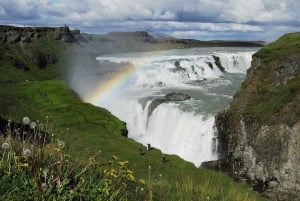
[{"x1": 81, "y1": 47, "x2": 256, "y2": 166}]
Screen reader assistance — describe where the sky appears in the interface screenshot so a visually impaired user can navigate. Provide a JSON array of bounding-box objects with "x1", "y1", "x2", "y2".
[{"x1": 0, "y1": 0, "x2": 299, "y2": 42}]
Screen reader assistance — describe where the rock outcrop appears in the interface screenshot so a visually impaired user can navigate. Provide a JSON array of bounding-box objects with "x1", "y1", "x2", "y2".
[
  {"x1": 212, "y1": 55, "x2": 225, "y2": 72},
  {"x1": 0, "y1": 25, "x2": 77, "y2": 45},
  {"x1": 31, "y1": 53, "x2": 58, "y2": 69},
  {"x1": 148, "y1": 92, "x2": 191, "y2": 115},
  {"x1": 0, "y1": 25, "x2": 75, "y2": 73},
  {"x1": 215, "y1": 33, "x2": 300, "y2": 200}
]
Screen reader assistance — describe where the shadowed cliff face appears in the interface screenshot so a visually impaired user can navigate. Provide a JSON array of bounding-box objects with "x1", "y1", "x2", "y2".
[
  {"x1": 216, "y1": 33, "x2": 300, "y2": 201},
  {"x1": 0, "y1": 25, "x2": 69, "y2": 82}
]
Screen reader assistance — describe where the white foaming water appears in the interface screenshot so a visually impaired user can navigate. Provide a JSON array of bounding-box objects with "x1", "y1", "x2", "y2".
[{"x1": 87, "y1": 47, "x2": 257, "y2": 167}]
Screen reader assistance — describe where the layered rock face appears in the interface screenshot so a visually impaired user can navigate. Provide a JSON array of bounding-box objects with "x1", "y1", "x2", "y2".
[
  {"x1": 0, "y1": 25, "x2": 77, "y2": 72},
  {"x1": 0, "y1": 25, "x2": 76, "y2": 44},
  {"x1": 216, "y1": 33, "x2": 300, "y2": 200}
]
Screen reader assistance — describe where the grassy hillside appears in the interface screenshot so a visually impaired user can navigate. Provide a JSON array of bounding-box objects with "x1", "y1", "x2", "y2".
[
  {"x1": 231, "y1": 32, "x2": 300, "y2": 123},
  {"x1": 254, "y1": 32, "x2": 300, "y2": 61},
  {"x1": 0, "y1": 26, "x2": 265, "y2": 200}
]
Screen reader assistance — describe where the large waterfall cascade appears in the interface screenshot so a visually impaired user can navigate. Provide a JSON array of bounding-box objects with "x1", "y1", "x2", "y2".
[{"x1": 82, "y1": 47, "x2": 257, "y2": 167}]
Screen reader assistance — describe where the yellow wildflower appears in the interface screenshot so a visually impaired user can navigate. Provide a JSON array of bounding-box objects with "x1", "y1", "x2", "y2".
[
  {"x1": 122, "y1": 182, "x2": 127, "y2": 188},
  {"x1": 139, "y1": 179, "x2": 145, "y2": 185},
  {"x1": 110, "y1": 170, "x2": 117, "y2": 178},
  {"x1": 80, "y1": 177, "x2": 85, "y2": 183},
  {"x1": 127, "y1": 173, "x2": 135, "y2": 181},
  {"x1": 112, "y1": 155, "x2": 118, "y2": 160},
  {"x1": 104, "y1": 179, "x2": 111, "y2": 185},
  {"x1": 18, "y1": 163, "x2": 29, "y2": 168},
  {"x1": 118, "y1": 161, "x2": 129, "y2": 167},
  {"x1": 101, "y1": 188, "x2": 109, "y2": 195},
  {"x1": 88, "y1": 157, "x2": 96, "y2": 162}
]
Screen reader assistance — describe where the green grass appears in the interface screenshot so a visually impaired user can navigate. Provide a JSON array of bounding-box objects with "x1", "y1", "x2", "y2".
[
  {"x1": 245, "y1": 78, "x2": 300, "y2": 122},
  {"x1": 0, "y1": 32, "x2": 66, "y2": 82},
  {"x1": 0, "y1": 28, "x2": 266, "y2": 200},
  {"x1": 228, "y1": 32, "x2": 300, "y2": 123},
  {"x1": 0, "y1": 133, "x2": 144, "y2": 201},
  {"x1": 0, "y1": 80, "x2": 266, "y2": 201},
  {"x1": 255, "y1": 32, "x2": 300, "y2": 61}
]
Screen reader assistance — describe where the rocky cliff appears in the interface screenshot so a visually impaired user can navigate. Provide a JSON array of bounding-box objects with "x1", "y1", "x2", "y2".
[
  {"x1": 215, "y1": 33, "x2": 300, "y2": 200},
  {"x1": 0, "y1": 25, "x2": 72, "y2": 82}
]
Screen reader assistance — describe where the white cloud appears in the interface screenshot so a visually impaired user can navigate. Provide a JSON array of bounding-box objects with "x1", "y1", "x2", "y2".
[
  {"x1": 220, "y1": 0, "x2": 296, "y2": 24},
  {"x1": 0, "y1": 6, "x2": 6, "y2": 15},
  {"x1": 0, "y1": 0, "x2": 299, "y2": 41}
]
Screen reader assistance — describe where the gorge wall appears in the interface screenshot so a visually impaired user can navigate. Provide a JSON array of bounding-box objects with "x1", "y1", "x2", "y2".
[{"x1": 215, "y1": 33, "x2": 300, "y2": 201}]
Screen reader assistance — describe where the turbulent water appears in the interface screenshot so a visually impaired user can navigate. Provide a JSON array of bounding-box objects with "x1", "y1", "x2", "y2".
[{"x1": 81, "y1": 47, "x2": 258, "y2": 167}]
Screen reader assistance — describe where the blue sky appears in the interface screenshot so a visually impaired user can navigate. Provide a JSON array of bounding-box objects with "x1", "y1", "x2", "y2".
[{"x1": 0, "y1": 0, "x2": 299, "y2": 41}]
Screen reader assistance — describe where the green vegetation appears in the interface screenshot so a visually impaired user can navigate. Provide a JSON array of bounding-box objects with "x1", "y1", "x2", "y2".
[
  {"x1": 0, "y1": 27, "x2": 265, "y2": 200},
  {"x1": 0, "y1": 125, "x2": 144, "y2": 200},
  {"x1": 255, "y1": 32, "x2": 300, "y2": 61},
  {"x1": 0, "y1": 81, "x2": 265, "y2": 200},
  {"x1": 0, "y1": 35, "x2": 65, "y2": 81},
  {"x1": 230, "y1": 32, "x2": 300, "y2": 123},
  {"x1": 246, "y1": 78, "x2": 300, "y2": 122}
]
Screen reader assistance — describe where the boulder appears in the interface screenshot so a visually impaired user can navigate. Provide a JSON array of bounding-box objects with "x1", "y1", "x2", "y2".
[{"x1": 174, "y1": 60, "x2": 186, "y2": 71}]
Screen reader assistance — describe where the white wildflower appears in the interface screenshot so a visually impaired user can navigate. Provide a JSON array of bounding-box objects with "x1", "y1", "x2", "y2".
[
  {"x1": 1, "y1": 142, "x2": 10, "y2": 150},
  {"x1": 30, "y1": 122, "x2": 36, "y2": 129},
  {"x1": 22, "y1": 116, "x2": 30, "y2": 125},
  {"x1": 57, "y1": 140, "x2": 65, "y2": 149},
  {"x1": 41, "y1": 182, "x2": 47, "y2": 190},
  {"x1": 23, "y1": 148, "x2": 32, "y2": 157}
]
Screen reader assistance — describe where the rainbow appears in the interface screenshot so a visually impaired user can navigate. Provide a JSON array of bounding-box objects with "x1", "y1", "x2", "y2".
[
  {"x1": 83, "y1": 63, "x2": 136, "y2": 104},
  {"x1": 82, "y1": 51, "x2": 162, "y2": 105}
]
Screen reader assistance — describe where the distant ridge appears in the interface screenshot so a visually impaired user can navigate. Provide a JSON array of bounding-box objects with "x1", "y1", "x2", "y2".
[{"x1": 0, "y1": 25, "x2": 265, "y2": 55}]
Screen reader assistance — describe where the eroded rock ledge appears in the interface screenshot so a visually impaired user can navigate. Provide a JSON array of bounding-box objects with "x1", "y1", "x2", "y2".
[{"x1": 148, "y1": 92, "x2": 191, "y2": 116}]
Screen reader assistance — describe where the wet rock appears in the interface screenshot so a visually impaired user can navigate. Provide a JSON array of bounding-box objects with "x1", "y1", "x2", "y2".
[
  {"x1": 148, "y1": 99, "x2": 166, "y2": 115},
  {"x1": 174, "y1": 60, "x2": 186, "y2": 71},
  {"x1": 212, "y1": 55, "x2": 225, "y2": 72},
  {"x1": 206, "y1": 62, "x2": 214, "y2": 69},
  {"x1": 200, "y1": 159, "x2": 228, "y2": 171},
  {"x1": 165, "y1": 92, "x2": 191, "y2": 101},
  {"x1": 148, "y1": 92, "x2": 191, "y2": 115}
]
